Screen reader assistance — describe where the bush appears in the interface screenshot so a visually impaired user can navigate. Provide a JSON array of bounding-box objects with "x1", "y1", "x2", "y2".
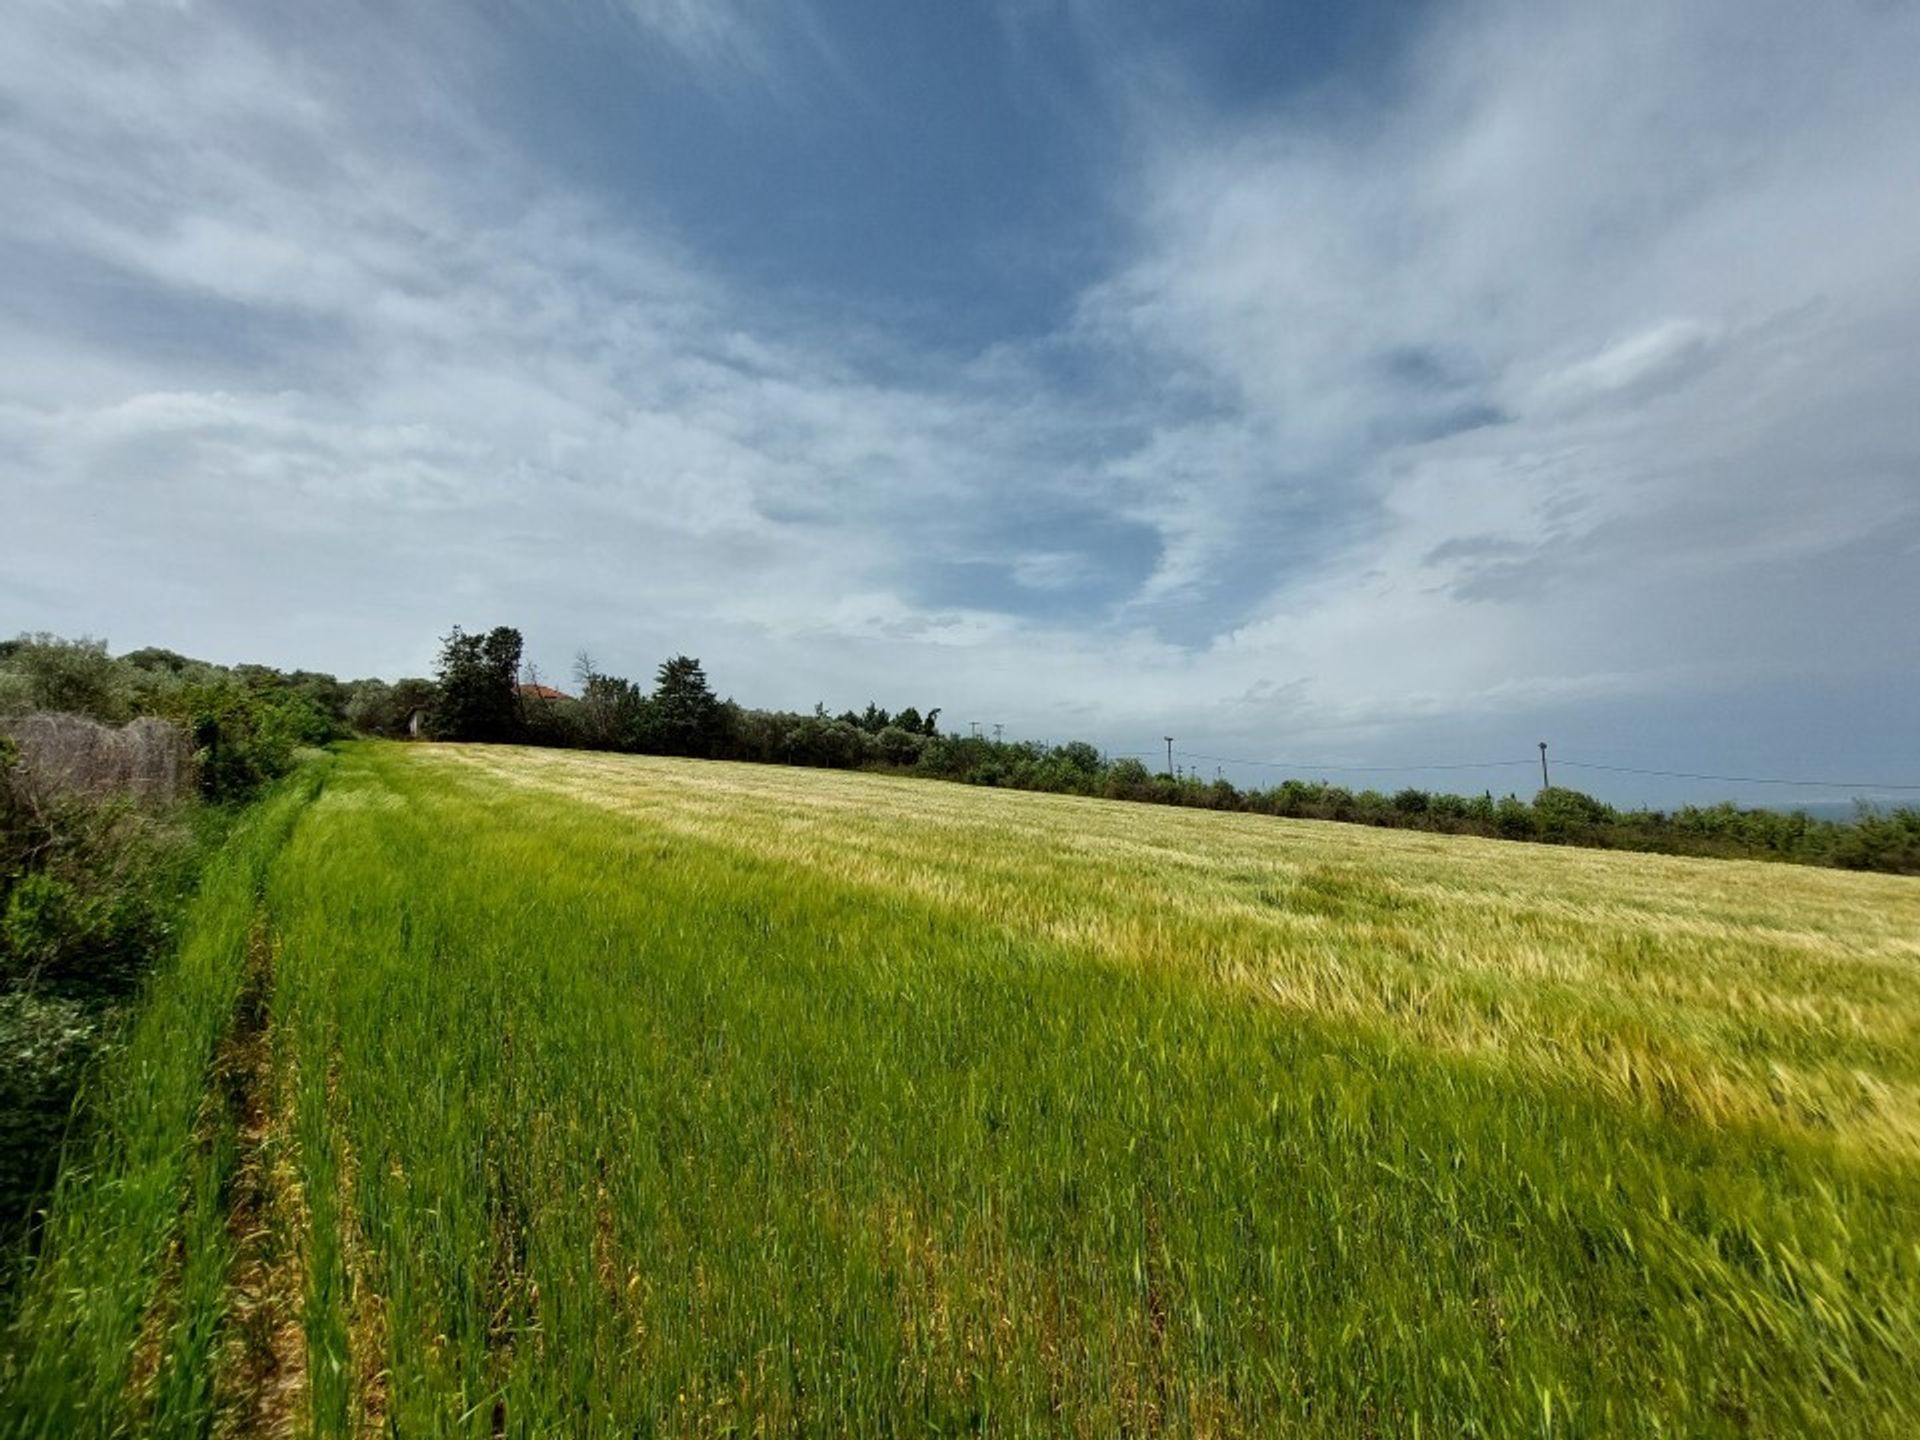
[
  {"x1": 1, "y1": 873, "x2": 80, "y2": 978},
  {"x1": 1494, "y1": 795, "x2": 1535, "y2": 839},
  {"x1": 1057, "y1": 742, "x2": 1103, "y2": 777},
  {"x1": 1525, "y1": 787, "x2": 1612, "y2": 843},
  {"x1": 874, "y1": 725, "x2": 925, "y2": 767},
  {"x1": 1830, "y1": 807, "x2": 1920, "y2": 872},
  {"x1": 345, "y1": 677, "x2": 437, "y2": 738},
  {"x1": 159, "y1": 680, "x2": 331, "y2": 802},
  {"x1": 0, "y1": 636, "x2": 128, "y2": 724},
  {"x1": 522, "y1": 695, "x2": 588, "y2": 750},
  {"x1": 1100, "y1": 758, "x2": 1153, "y2": 801},
  {"x1": 0, "y1": 800, "x2": 199, "y2": 988}
]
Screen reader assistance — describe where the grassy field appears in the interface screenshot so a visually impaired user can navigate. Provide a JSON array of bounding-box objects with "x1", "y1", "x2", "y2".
[{"x1": 5, "y1": 742, "x2": 1919, "y2": 1436}]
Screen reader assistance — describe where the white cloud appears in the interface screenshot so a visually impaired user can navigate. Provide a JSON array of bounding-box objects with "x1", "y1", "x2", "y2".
[
  {"x1": 1078, "y1": 0, "x2": 1920, "y2": 742},
  {"x1": 1524, "y1": 320, "x2": 1722, "y2": 416},
  {"x1": 2, "y1": 0, "x2": 1917, "y2": 788}
]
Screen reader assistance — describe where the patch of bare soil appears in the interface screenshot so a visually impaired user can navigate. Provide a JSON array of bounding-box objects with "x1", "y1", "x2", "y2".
[{"x1": 209, "y1": 918, "x2": 308, "y2": 1439}]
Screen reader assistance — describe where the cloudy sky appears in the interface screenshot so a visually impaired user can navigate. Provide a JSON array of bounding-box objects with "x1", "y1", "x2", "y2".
[{"x1": 4, "y1": 0, "x2": 1917, "y2": 805}]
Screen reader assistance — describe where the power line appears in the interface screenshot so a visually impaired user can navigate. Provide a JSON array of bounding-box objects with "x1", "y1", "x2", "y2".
[
  {"x1": 1555, "y1": 759, "x2": 1920, "y2": 792},
  {"x1": 1001, "y1": 733, "x2": 1918, "y2": 794},
  {"x1": 1177, "y1": 747, "x2": 1920, "y2": 792},
  {"x1": 1177, "y1": 749, "x2": 1533, "y2": 774}
]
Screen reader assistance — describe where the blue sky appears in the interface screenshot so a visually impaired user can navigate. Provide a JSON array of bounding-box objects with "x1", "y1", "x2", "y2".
[{"x1": 4, "y1": 0, "x2": 1918, "y2": 806}]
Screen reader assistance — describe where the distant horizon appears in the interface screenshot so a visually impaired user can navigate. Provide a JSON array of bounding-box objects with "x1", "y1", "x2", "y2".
[
  {"x1": 5, "y1": 1, "x2": 1916, "y2": 810},
  {"x1": 13, "y1": 625, "x2": 1913, "y2": 817}
]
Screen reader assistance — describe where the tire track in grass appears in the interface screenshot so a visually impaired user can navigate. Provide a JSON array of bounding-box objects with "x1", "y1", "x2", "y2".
[
  {"x1": 0, "y1": 764, "x2": 328, "y2": 1438},
  {"x1": 206, "y1": 915, "x2": 307, "y2": 1440},
  {"x1": 132, "y1": 921, "x2": 285, "y2": 1438},
  {"x1": 330, "y1": 1085, "x2": 390, "y2": 1439},
  {"x1": 481, "y1": 1055, "x2": 532, "y2": 1440},
  {"x1": 294, "y1": 1043, "x2": 399, "y2": 1439},
  {"x1": 158, "y1": 894, "x2": 312, "y2": 1437}
]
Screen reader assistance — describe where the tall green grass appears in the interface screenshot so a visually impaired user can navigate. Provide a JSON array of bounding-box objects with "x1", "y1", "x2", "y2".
[
  {"x1": 6, "y1": 743, "x2": 1918, "y2": 1435},
  {"x1": 0, "y1": 763, "x2": 325, "y2": 1437}
]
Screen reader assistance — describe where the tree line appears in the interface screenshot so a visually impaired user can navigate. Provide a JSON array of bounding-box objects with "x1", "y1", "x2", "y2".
[
  {"x1": 407, "y1": 624, "x2": 1919, "y2": 876},
  {"x1": 416, "y1": 625, "x2": 945, "y2": 768},
  {"x1": 4, "y1": 626, "x2": 1917, "y2": 882}
]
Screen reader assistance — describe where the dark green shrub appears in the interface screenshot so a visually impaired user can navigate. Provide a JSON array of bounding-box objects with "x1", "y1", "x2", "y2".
[
  {"x1": 2, "y1": 872, "x2": 80, "y2": 978},
  {"x1": 0, "y1": 636, "x2": 128, "y2": 723},
  {"x1": 1532, "y1": 787, "x2": 1615, "y2": 842},
  {"x1": 875, "y1": 726, "x2": 925, "y2": 767},
  {"x1": 1830, "y1": 807, "x2": 1920, "y2": 872},
  {"x1": 159, "y1": 680, "x2": 328, "y2": 802},
  {"x1": 522, "y1": 695, "x2": 588, "y2": 749},
  {"x1": 1100, "y1": 758, "x2": 1152, "y2": 801},
  {"x1": 0, "y1": 802, "x2": 198, "y2": 988},
  {"x1": 345, "y1": 677, "x2": 437, "y2": 738},
  {"x1": 1495, "y1": 795, "x2": 1535, "y2": 838}
]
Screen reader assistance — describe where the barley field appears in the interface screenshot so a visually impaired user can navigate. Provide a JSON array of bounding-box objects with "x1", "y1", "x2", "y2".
[{"x1": 5, "y1": 743, "x2": 1919, "y2": 1437}]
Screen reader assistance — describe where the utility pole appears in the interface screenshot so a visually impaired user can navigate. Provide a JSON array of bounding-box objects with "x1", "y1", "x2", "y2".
[
  {"x1": 969, "y1": 721, "x2": 981, "y2": 738},
  {"x1": 1164, "y1": 735, "x2": 1175, "y2": 776},
  {"x1": 1539, "y1": 740, "x2": 1550, "y2": 790},
  {"x1": 993, "y1": 723, "x2": 1003, "y2": 744}
]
